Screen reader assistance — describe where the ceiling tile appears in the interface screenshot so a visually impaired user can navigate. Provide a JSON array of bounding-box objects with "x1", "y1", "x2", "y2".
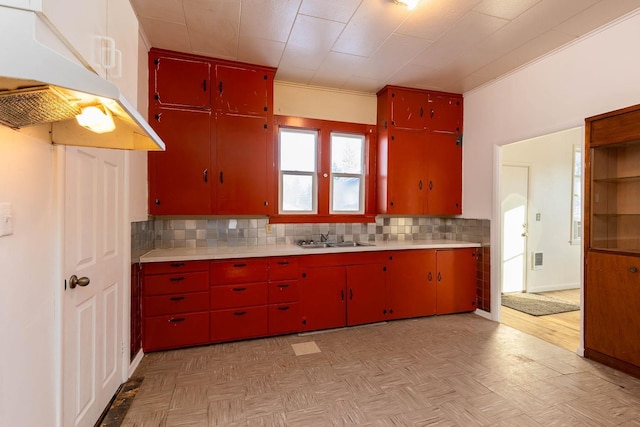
[
  {"x1": 554, "y1": 0, "x2": 640, "y2": 37},
  {"x1": 184, "y1": 0, "x2": 240, "y2": 59},
  {"x1": 299, "y1": 0, "x2": 362, "y2": 23},
  {"x1": 356, "y1": 34, "x2": 430, "y2": 80},
  {"x1": 472, "y1": 0, "x2": 541, "y2": 20},
  {"x1": 239, "y1": 0, "x2": 301, "y2": 43},
  {"x1": 237, "y1": 36, "x2": 284, "y2": 68},
  {"x1": 130, "y1": 0, "x2": 186, "y2": 24},
  {"x1": 274, "y1": 65, "x2": 315, "y2": 85},
  {"x1": 311, "y1": 51, "x2": 368, "y2": 88},
  {"x1": 139, "y1": 17, "x2": 191, "y2": 52},
  {"x1": 396, "y1": 0, "x2": 482, "y2": 40},
  {"x1": 410, "y1": 11, "x2": 508, "y2": 67},
  {"x1": 279, "y1": 15, "x2": 345, "y2": 70},
  {"x1": 332, "y1": 0, "x2": 410, "y2": 57}
]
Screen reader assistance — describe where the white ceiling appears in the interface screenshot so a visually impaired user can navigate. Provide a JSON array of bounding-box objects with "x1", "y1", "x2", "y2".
[{"x1": 130, "y1": 0, "x2": 640, "y2": 94}]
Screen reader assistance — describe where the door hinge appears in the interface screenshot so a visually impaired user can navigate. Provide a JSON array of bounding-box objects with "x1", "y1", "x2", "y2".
[{"x1": 456, "y1": 134, "x2": 463, "y2": 147}]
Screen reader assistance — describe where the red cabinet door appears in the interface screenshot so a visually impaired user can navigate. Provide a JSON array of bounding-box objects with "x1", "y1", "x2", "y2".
[
  {"x1": 215, "y1": 64, "x2": 273, "y2": 116},
  {"x1": 346, "y1": 263, "x2": 386, "y2": 326},
  {"x1": 427, "y1": 133, "x2": 462, "y2": 214},
  {"x1": 269, "y1": 257, "x2": 299, "y2": 281},
  {"x1": 143, "y1": 271, "x2": 209, "y2": 296},
  {"x1": 216, "y1": 114, "x2": 272, "y2": 215},
  {"x1": 148, "y1": 108, "x2": 212, "y2": 214},
  {"x1": 389, "y1": 89, "x2": 426, "y2": 130},
  {"x1": 300, "y1": 266, "x2": 346, "y2": 332},
  {"x1": 144, "y1": 292, "x2": 209, "y2": 317},
  {"x1": 268, "y1": 281, "x2": 299, "y2": 304},
  {"x1": 210, "y1": 258, "x2": 269, "y2": 285},
  {"x1": 427, "y1": 93, "x2": 463, "y2": 134},
  {"x1": 385, "y1": 129, "x2": 426, "y2": 214},
  {"x1": 152, "y1": 54, "x2": 211, "y2": 109},
  {"x1": 210, "y1": 282, "x2": 268, "y2": 310},
  {"x1": 386, "y1": 250, "x2": 436, "y2": 319},
  {"x1": 435, "y1": 249, "x2": 478, "y2": 314}
]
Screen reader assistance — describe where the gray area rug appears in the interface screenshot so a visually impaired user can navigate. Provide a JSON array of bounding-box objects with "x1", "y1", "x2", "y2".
[{"x1": 501, "y1": 292, "x2": 580, "y2": 316}]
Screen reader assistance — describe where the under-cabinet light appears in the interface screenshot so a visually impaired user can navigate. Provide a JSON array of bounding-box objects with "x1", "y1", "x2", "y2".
[{"x1": 75, "y1": 105, "x2": 116, "y2": 134}]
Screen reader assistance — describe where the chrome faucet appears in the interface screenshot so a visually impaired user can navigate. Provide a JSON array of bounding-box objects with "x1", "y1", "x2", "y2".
[{"x1": 320, "y1": 233, "x2": 329, "y2": 242}]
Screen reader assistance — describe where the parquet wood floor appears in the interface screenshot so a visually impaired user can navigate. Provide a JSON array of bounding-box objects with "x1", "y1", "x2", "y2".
[{"x1": 120, "y1": 310, "x2": 640, "y2": 426}]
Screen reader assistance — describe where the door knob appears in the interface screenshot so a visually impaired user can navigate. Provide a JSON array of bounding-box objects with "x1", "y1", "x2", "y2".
[
  {"x1": 521, "y1": 232, "x2": 528, "y2": 237},
  {"x1": 69, "y1": 275, "x2": 90, "y2": 289}
]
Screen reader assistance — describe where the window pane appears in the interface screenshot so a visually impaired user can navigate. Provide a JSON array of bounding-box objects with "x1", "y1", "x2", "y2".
[
  {"x1": 331, "y1": 134, "x2": 363, "y2": 174},
  {"x1": 332, "y1": 177, "x2": 361, "y2": 212},
  {"x1": 280, "y1": 129, "x2": 316, "y2": 172},
  {"x1": 282, "y1": 174, "x2": 313, "y2": 211}
]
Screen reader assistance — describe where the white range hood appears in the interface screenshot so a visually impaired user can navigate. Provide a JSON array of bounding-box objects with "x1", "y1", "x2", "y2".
[{"x1": 0, "y1": 6, "x2": 165, "y2": 151}]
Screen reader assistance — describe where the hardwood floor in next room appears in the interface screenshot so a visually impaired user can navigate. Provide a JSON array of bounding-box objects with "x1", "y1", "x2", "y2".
[
  {"x1": 501, "y1": 289, "x2": 581, "y2": 353},
  {"x1": 119, "y1": 312, "x2": 640, "y2": 426}
]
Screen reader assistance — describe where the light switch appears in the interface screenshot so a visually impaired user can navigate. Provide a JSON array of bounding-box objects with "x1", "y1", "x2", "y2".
[{"x1": 0, "y1": 202, "x2": 13, "y2": 237}]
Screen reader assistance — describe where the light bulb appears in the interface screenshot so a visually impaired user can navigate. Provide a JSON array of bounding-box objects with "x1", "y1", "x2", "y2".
[{"x1": 75, "y1": 105, "x2": 116, "y2": 133}]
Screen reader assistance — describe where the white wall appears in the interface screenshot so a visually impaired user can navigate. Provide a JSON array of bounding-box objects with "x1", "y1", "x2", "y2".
[
  {"x1": 0, "y1": 125, "x2": 58, "y2": 426},
  {"x1": 274, "y1": 81, "x2": 377, "y2": 125},
  {"x1": 502, "y1": 128, "x2": 582, "y2": 292},
  {"x1": 463, "y1": 9, "x2": 640, "y2": 220},
  {"x1": 463, "y1": 8, "x2": 640, "y2": 316}
]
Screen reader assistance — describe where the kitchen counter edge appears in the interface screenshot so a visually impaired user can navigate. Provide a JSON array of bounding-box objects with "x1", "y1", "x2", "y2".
[{"x1": 139, "y1": 240, "x2": 482, "y2": 263}]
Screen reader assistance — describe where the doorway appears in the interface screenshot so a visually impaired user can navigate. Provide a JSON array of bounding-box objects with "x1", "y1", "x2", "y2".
[{"x1": 498, "y1": 128, "x2": 583, "y2": 352}]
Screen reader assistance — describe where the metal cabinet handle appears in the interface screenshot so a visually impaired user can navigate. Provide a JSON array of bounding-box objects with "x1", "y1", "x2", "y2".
[
  {"x1": 169, "y1": 276, "x2": 185, "y2": 282},
  {"x1": 170, "y1": 296, "x2": 185, "y2": 301},
  {"x1": 170, "y1": 262, "x2": 185, "y2": 268},
  {"x1": 232, "y1": 287, "x2": 246, "y2": 292},
  {"x1": 203, "y1": 169, "x2": 208, "y2": 183},
  {"x1": 169, "y1": 317, "x2": 185, "y2": 323},
  {"x1": 630, "y1": 267, "x2": 638, "y2": 273},
  {"x1": 277, "y1": 306, "x2": 290, "y2": 311}
]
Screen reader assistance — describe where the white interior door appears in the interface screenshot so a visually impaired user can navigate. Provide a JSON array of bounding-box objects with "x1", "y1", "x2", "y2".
[
  {"x1": 63, "y1": 146, "x2": 124, "y2": 426},
  {"x1": 501, "y1": 165, "x2": 529, "y2": 293}
]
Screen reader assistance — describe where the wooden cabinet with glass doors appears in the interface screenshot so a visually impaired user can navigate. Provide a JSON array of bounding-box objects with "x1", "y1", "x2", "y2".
[{"x1": 584, "y1": 104, "x2": 640, "y2": 377}]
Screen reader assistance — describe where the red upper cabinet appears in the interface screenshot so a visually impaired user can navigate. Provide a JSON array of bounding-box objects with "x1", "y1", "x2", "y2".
[
  {"x1": 216, "y1": 64, "x2": 274, "y2": 117},
  {"x1": 426, "y1": 133, "x2": 462, "y2": 214},
  {"x1": 216, "y1": 114, "x2": 272, "y2": 215},
  {"x1": 426, "y1": 93, "x2": 463, "y2": 134},
  {"x1": 378, "y1": 86, "x2": 463, "y2": 133},
  {"x1": 148, "y1": 107, "x2": 212, "y2": 215},
  {"x1": 377, "y1": 85, "x2": 463, "y2": 215},
  {"x1": 151, "y1": 53, "x2": 211, "y2": 109}
]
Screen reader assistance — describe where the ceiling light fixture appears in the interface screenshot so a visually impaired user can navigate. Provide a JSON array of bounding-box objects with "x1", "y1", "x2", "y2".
[
  {"x1": 394, "y1": 0, "x2": 419, "y2": 10},
  {"x1": 75, "y1": 105, "x2": 116, "y2": 134}
]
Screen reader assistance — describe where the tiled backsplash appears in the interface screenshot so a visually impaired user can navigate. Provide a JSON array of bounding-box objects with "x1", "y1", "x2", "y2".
[
  {"x1": 131, "y1": 220, "x2": 155, "y2": 262},
  {"x1": 148, "y1": 216, "x2": 490, "y2": 249}
]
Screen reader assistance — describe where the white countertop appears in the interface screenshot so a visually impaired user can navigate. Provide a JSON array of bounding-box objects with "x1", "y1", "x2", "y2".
[{"x1": 140, "y1": 239, "x2": 481, "y2": 263}]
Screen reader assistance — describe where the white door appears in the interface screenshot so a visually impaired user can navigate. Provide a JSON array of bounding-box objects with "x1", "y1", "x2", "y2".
[
  {"x1": 501, "y1": 165, "x2": 529, "y2": 293},
  {"x1": 63, "y1": 146, "x2": 124, "y2": 427}
]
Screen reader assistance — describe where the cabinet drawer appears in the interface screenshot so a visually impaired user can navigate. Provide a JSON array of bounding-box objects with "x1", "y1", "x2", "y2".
[
  {"x1": 144, "y1": 292, "x2": 209, "y2": 316},
  {"x1": 268, "y1": 281, "x2": 299, "y2": 304},
  {"x1": 144, "y1": 271, "x2": 209, "y2": 296},
  {"x1": 143, "y1": 312, "x2": 209, "y2": 351},
  {"x1": 210, "y1": 305, "x2": 268, "y2": 342},
  {"x1": 268, "y1": 303, "x2": 300, "y2": 335},
  {"x1": 143, "y1": 260, "x2": 209, "y2": 275},
  {"x1": 211, "y1": 259, "x2": 268, "y2": 284},
  {"x1": 210, "y1": 282, "x2": 267, "y2": 309},
  {"x1": 269, "y1": 257, "x2": 299, "y2": 280}
]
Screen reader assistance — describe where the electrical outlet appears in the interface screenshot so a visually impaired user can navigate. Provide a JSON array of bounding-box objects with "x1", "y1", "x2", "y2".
[
  {"x1": 266, "y1": 223, "x2": 273, "y2": 234},
  {"x1": 0, "y1": 202, "x2": 13, "y2": 237}
]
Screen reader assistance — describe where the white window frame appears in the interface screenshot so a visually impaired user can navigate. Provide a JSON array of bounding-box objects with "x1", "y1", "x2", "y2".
[
  {"x1": 329, "y1": 132, "x2": 365, "y2": 215},
  {"x1": 278, "y1": 128, "x2": 318, "y2": 214}
]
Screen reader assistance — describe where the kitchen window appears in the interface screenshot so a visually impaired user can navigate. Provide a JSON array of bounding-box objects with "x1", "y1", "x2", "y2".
[{"x1": 273, "y1": 116, "x2": 376, "y2": 223}]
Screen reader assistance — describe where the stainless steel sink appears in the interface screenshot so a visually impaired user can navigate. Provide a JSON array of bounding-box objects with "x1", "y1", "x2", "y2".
[
  {"x1": 297, "y1": 241, "x2": 375, "y2": 249},
  {"x1": 330, "y1": 241, "x2": 375, "y2": 247}
]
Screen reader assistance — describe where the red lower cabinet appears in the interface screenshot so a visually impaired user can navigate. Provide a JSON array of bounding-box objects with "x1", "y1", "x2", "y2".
[
  {"x1": 142, "y1": 261, "x2": 210, "y2": 351},
  {"x1": 300, "y1": 265, "x2": 347, "y2": 332},
  {"x1": 210, "y1": 306, "x2": 268, "y2": 342},
  {"x1": 144, "y1": 312, "x2": 210, "y2": 351},
  {"x1": 386, "y1": 250, "x2": 436, "y2": 320},
  {"x1": 268, "y1": 303, "x2": 300, "y2": 335},
  {"x1": 346, "y1": 263, "x2": 387, "y2": 326},
  {"x1": 435, "y1": 248, "x2": 478, "y2": 314}
]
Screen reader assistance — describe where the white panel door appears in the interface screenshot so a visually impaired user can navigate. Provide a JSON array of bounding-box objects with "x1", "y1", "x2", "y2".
[
  {"x1": 63, "y1": 146, "x2": 124, "y2": 427},
  {"x1": 501, "y1": 165, "x2": 529, "y2": 294}
]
